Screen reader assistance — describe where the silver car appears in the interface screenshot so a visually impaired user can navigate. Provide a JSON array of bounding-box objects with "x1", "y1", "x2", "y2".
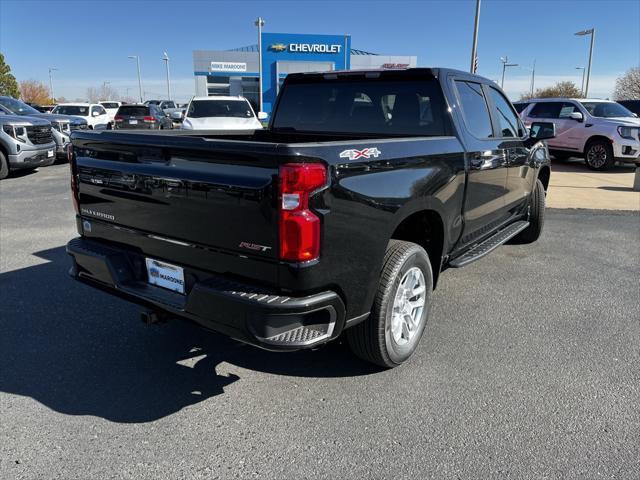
[
  {"x1": 0, "y1": 96, "x2": 88, "y2": 158},
  {"x1": 520, "y1": 98, "x2": 640, "y2": 170}
]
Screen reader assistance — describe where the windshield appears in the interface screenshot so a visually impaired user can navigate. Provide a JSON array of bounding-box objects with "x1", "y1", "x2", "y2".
[
  {"x1": 580, "y1": 101, "x2": 634, "y2": 118},
  {"x1": 187, "y1": 100, "x2": 254, "y2": 119},
  {"x1": 0, "y1": 97, "x2": 40, "y2": 115},
  {"x1": 53, "y1": 105, "x2": 89, "y2": 116},
  {"x1": 100, "y1": 102, "x2": 119, "y2": 109}
]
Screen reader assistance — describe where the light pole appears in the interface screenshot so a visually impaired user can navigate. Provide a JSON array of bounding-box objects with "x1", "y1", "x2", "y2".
[
  {"x1": 128, "y1": 55, "x2": 143, "y2": 103},
  {"x1": 162, "y1": 51, "x2": 171, "y2": 101},
  {"x1": 500, "y1": 56, "x2": 518, "y2": 89},
  {"x1": 254, "y1": 17, "x2": 265, "y2": 113},
  {"x1": 470, "y1": 0, "x2": 481, "y2": 73},
  {"x1": 576, "y1": 66, "x2": 586, "y2": 96},
  {"x1": 48, "y1": 67, "x2": 57, "y2": 102},
  {"x1": 574, "y1": 28, "x2": 595, "y2": 97},
  {"x1": 522, "y1": 61, "x2": 536, "y2": 98}
]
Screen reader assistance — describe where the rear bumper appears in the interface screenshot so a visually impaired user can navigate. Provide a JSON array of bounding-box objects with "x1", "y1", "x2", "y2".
[{"x1": 66, "y1": 237, "x2": 346, "y2": 350}]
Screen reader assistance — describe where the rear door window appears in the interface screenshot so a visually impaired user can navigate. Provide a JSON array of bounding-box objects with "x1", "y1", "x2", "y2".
[
  {"x1": 529, "y1": 102, "x2": 562, "y2": 119},
  {"x1": 558, "y1": 102, "x2": 579, "y2": 118},
  {"x1": 454, "y1": 80, "x2": 493, "y2": 138}
]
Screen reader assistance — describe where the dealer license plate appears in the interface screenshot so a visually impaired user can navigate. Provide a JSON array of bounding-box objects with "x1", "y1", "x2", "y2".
[
  {"x1": 145, "y1": 258, "x2": 185, "y2": 294},
  {"x1": 129, "y1": 119, "x2": 138, "y2": 125}
]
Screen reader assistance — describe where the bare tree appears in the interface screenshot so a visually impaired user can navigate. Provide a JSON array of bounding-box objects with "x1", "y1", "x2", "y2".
[
  {"x1": 613, "y1": 67, "x2": 640, "y2": 100},
  {"x1": 526, "y1": 81, "x2": 582, "y2": 99},
  {"x1": 19, "y1": 80, "x2": 53, "y2": 104},
  {"x1": 86, "y1": 87, "x2": 100, "y2": 103},
  {"x1": 86, "y1": 84, "x2": 120, "y2": 103}
]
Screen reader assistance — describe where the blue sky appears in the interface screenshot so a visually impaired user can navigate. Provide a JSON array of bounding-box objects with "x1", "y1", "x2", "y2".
[{"x1": 1, "y1": 0, "x2": 638, "y2": 102}]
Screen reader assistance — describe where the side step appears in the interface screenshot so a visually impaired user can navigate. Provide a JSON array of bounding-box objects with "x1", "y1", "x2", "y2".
[{"x1": 449, "y1": 220, "x2": 529, "y2": 268}]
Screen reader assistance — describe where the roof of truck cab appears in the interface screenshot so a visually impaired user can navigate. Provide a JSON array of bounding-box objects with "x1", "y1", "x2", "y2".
[
  {"x1": 190, "y1": 96, "x2": 248, "y2": 102},
  {"x1": 286, "y1": 67, "x2": 495, "y2": 84}
]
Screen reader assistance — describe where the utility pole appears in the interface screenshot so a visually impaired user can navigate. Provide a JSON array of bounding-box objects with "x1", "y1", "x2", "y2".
[
  {"x1": 48, "y1": 67, "x2": 58, "y2": 102},
  {"x1": 574, "y1": 28, "x2": 595, "y2": 97},
  {"x1": 500, "y1": 56, "x2": 518, "y2": 89},
  {"x1": 576, "y1": 66, "x2": 586, "y2": 96},
  {"x1": 128, "y1": 55, "x2": 143, "y2": 103},
  {"x1": 162, "y1": 51, "x2": 171, "y2": 101},
  {"x1": 470, "y1": 0, "x2": 481, "y2": 73},
  {"x1": 530, "y1": 60, "x2": 536, "y2": 98},
  {"x1": 255, "y1": 17, "x2": 265, "y2": 113}
]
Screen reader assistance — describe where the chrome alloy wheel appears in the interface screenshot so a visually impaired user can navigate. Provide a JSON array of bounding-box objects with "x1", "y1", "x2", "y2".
[
  {"x1": 587, "y1": 144, "x2": 607, "y2": 168},
  {"x1": 390, "y1": 267, "x2": 426, "y2": 345}
]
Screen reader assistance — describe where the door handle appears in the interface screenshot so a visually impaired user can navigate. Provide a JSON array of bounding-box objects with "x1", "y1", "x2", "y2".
[{"x1": 470, "y1": 151, "x2": 506, "y2": 169}]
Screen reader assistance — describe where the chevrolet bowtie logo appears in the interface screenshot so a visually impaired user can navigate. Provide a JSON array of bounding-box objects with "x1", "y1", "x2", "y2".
[{"x1": 270, "y1": 43, "x2": 287, "y2": 52}]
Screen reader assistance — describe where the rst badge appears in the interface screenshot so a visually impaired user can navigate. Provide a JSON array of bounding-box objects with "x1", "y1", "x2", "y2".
[{"x1": 339, "y1": 147, "x2": 381, "y2": 161}]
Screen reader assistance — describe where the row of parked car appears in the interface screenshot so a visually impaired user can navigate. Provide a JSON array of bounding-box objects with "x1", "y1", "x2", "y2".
[{"x1": 514, "y1": 98, "x2": 640, "y2": 170}]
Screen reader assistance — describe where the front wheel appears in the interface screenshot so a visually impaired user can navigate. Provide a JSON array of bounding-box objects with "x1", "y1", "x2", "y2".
[
  {"x1": 513, "y1": 178, "x2": 545, "y2": 244},
  {"x1": 585, "y1": 139, "x2": 614, "y2": 171},
  {"x1": 347, "y1": 240, "x2": 433, "y2": 368},
  {"x1": 0, "y1": 150, "x2": 9, "y2": 179}
]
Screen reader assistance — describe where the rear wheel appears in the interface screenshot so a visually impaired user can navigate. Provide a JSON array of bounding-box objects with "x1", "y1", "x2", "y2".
[
  {"x1": 0, "y1": 150, "x2": 8, "y2": 180},
  {"x1": 347, "y1": 240, "x2": 433, "y2": 368},
  {"x1": 585, "y1": 139, "x2": 614, "y2": 171}
]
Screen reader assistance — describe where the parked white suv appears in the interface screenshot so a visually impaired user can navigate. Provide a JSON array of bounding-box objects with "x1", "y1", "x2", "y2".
[
  {"x1": 520, "y1": 98, "x2": 640, "y2": 170},
  {"x1": 99, "y1": 101, "x2": 122, "y2": 123},
  {"x1": 181, "y1": 96, "x2": 266, "y2": 131},
  {"x1": 52, "y1": 103, "x2": 112, "y2": 130}
]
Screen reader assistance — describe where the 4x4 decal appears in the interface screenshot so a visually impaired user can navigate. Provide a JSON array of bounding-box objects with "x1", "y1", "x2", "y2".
[{"x1": 339, "y1": 147, "x2": 381, "y2": 160}]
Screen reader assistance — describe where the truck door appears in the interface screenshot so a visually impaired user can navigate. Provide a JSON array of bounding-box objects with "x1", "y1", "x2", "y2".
[
  {"x1": 485, "y1": 85, "x2": 533, "y2": 215},
  {"x1": 451, "y1": 78, "x2": 509, "y2": 248}
]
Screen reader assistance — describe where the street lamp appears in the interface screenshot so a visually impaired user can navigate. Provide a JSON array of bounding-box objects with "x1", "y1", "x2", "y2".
[
  {"x1": 469, "y1": 0, "x2": 481, "y2": 73},
  {"x1": 128, "y1": 55, "x2": 143, "y2": 103},
  {"x1": 522, "y1": 60, "x2": 536, "y2": 98},
  {"x1": 254, "y1": 17, "x2": 265, "y2": 113},
  {"x1": 574, "y1": 28, "x2": 595, "y2": 97},
  {"x1": 162, "y1": 51, "x2": 171, "y2": 101},
  {"x1": 500, "y1": 56, "x2": 518, "y2": 89},
  {"x1": 575, "y1": 66, "x2": 586, "y2": 97},
  {"x1": 48, "y1": 67, "x2": 57, "y2": 102}
]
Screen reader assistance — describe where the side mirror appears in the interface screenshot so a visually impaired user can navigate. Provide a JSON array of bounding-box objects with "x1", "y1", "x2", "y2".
[
  {"x1": 527, "y1": 122, "x2": 556, "y2": 144},
  {"x1": 257, "y1": 111, "x2": 268, "y2": 120},
  {"x1": 92, "y1": 111, "x2": 99, "y2": 117},
  {"x1": 569, "y1": 111, "x2": 583, "y2": 122}
]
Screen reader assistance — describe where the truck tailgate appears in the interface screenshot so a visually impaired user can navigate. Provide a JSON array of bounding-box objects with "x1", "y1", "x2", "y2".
[{"x1": 73, "y1": 135, "x2": 280, "y2": 263}]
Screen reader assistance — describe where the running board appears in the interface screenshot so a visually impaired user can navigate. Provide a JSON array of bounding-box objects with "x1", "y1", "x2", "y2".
[{"x1": 449, "y1": 221, "x2": 529, "y2": 268}]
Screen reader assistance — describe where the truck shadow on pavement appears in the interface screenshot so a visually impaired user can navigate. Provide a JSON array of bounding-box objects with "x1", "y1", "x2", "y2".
[{"x1": 0, "y1": 246, "x2": 378, "y2": 424}]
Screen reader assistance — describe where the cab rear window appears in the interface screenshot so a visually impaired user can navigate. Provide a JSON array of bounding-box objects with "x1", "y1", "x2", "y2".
[
  {"x1": 117, "y1": 106, "x2": 149, "y2": 116},
  {"x1": 273, "y1": 77, "x2": 451, "y2": 136}
]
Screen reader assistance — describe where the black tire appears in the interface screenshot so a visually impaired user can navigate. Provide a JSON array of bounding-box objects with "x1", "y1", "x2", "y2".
[
  {"x1": 0, "y1": 150, "x2": 8, "y2": 179},
  {"x1": 585, "y1": 139, "x2": 614, "y2": 171},
  {"x1": 513, "y1": 178, "x2": 545, "y2": 244},
  {"x1": 347, "y1": 240, "x2": 433, "y2": 368}
]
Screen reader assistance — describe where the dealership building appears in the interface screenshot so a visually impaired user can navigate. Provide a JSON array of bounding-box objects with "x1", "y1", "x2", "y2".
[{"x1": 193, "y1": 32, "x2": 417, "y2": 114}]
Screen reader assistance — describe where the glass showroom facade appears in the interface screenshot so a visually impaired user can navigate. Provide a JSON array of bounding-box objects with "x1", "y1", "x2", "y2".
[{"x1": 193, "y1": 32, "x2": 417, "y2": 115}]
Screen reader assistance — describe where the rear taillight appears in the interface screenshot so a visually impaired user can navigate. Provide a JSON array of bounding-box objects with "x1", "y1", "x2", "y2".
[
  {"x1": 143, "y1": 116, "x2": 155, "y2": 123},
  {"x1": 114, "y1": 115, "x2": 124, "y2": 122},
  {"x1": 279, "y1": 163, "x2": 327, "y2": 262},
  {"x1": 68, "y1": 145, "x2": 79, "y2": 214}
]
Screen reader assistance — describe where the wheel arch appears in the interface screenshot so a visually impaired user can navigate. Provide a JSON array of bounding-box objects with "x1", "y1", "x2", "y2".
[
  {"x1": 583, "y1": 135, "x2": 612, "y2": 154},
  {"x1": 389, "y1": 209, "x2": 445, "y2": 288}
]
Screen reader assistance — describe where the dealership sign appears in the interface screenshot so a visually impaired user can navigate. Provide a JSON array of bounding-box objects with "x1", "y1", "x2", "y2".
[
  {"x1": 269, "y1": 43, "x2": 342, "y2": 53},
  {"x1": 210, "y1": 62, "x2": 247, "y2": 72}
]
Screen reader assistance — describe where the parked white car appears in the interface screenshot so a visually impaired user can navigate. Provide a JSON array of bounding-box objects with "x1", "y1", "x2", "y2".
[
  {"x1": 181, "y1": 96, "x2": 266, "y2": 131},
  {"x1": 52, "y1": 103, "x2": 111, "y2": 130},
  {"x1": 520, "y1": 98, "x2": 640, "y2": 170},
  {"x1": 99, "y1": 101, "x2": 122, "y2": 123}
]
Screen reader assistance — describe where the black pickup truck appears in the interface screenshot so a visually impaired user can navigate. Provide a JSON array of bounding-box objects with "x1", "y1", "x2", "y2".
[{"x1": 67, "y1": 68, "x2": 554, "y2": 368}]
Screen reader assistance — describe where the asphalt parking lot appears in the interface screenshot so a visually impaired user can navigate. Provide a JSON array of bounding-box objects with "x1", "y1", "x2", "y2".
[{"x1": 1, "y1": 164, "x2": 639, "y2": 479}]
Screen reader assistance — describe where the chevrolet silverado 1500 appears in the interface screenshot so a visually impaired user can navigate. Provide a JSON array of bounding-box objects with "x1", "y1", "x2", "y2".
[{"x1": 66, "y1": 68, "x2": 554, "y2": 367}]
